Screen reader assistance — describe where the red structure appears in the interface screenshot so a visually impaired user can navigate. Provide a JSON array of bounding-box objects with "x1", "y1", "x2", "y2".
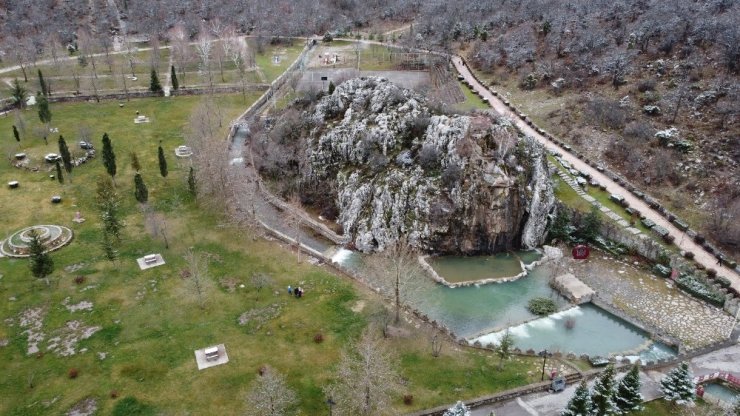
[{"x1": 572, "y1": 245, "x2": 590, "y2": 259}]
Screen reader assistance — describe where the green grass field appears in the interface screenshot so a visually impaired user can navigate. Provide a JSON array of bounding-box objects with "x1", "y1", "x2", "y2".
[{"x1": 0, "y1": 96, "x2": 544, "y2": 415}]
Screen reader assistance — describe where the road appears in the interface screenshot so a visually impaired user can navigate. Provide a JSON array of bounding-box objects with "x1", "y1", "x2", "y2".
[{"x1": 451, "y1": 57, "x2": 740, "y2": 293}]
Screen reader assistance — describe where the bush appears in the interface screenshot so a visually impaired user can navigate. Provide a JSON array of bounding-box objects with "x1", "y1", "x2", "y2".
[
  {"x1": 527, "y1": 297, "x2": 557, "y2": 315},
  {"x1": 313, "y1": 333, "x2": 324, "y2": 343},
  {"x1": 322, "y1": 33, "x2": 333, "y2": 43},
  {"x1": 68, "y1": 368, "x2": 78, "y2": 379},
  {"x1": 663, "y1": 234, "x2": 675, "y2": 244},
  {"x1": 716, "y1": 276, "x2": 731, "y2": 288},
  {"x1": 676, "y1": 274, "x2": 725, "y2": 306},
  {"x1": 110, "y1": 390, "x2": 119, "y2": 399},
  {"x1": 637, "y1": 79, "x2": 657, "y2": 92},
  {"x1": 694, "y1": 234, "x2": 706, "y2": 244},
  {"x1": 403, "y1": 394, "x2": 414, "y2": 405},
  {"x1": 74, "y1": 275, "x2": 85, "y2": 284},
  {"x1": 683, "y1": 251, "x2": 695, "y2": 260},
  {"x1": 707, "y1": 268, "x2": 718, "y2": 278}
]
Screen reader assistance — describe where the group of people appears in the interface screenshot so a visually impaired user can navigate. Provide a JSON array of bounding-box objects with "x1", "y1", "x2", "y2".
[{"x1": 287, "y1": 285, "x2": 304, "y2": 298}]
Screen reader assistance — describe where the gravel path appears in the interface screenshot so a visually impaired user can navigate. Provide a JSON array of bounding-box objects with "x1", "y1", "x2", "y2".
[{"x1": 452, "y1": 57, "x2": 740, "y2": 293}]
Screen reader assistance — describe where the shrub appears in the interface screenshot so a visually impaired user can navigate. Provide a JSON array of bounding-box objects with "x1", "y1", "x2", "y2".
[
  {"x1": 637, "y1": 79, "x2": 657, "y2": 92},
  {"x1": 68, "y1": 368, "x2": 78, "y2": 379},
  {"x1": 313, "y1": 333, "x2": 324, "y2": 343},
  {"x1": 74, "y1": 275, "x2": 85, "y2": 284},
  {"x1": 403, "y1": 394, "x2": 414, "y2": 405},
  {"x1": 676, "y1": 274, "x2": 725, "y2": 306},
  {"x1": 683, "y1": 251, "x2": 695, "y2": 260},
  {"x1": 112, "y1": 397, "x2": 156, "y2": 416},
  {"x1": 707, "y1": 268, "x2": 718, "y2": 278},
  {"x1": 527, "y1": 297, "x2": 557, "y2": 315},
  {"x1": 110, "y1": 390, "x2": 119, "y2": 399},
  {"x1": 716, "y1": 277, "x2": 731, "y2": 288},
  {"x1": 663, "y1": 234, "x2": 675, "y2": 244},
  {"x1": 694, "y1": 234, "x2": 706, "y2": 244}
]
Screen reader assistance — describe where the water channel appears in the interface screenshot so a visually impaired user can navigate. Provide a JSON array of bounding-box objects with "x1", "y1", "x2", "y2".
[{"x1": 330, "y1": 247, "x2": 676, "y2": 360}]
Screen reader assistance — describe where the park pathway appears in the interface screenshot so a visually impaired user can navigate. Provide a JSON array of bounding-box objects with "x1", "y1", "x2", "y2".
[{"x1": 451, "y1": 57, "x2": 740, "y2": 293}]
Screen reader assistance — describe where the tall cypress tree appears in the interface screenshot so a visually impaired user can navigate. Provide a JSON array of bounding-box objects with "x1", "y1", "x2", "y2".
[
  {"x1": 591, "y1": 364, "x2": 618, "y2": 416},
  {"x1": 561, "y1": 381, "x2": 592, "y2": 416},
  {"x1": 55, "y1": 160, "x2": 64, "y2": 184},
  {"x1": 38, "y1": 69, "x2": 48, "y2": 96},
  {"x1": 149, "y1": 69, "x2": 163, "y2": 93},
  {"x1": 134, "y1": 173, "x2": 148, "y2": 203},
  {"x1": 130, "y1": 151, "x2": 141, "y2": 172},
  {"x1": 37, "y1": 93, "x2": 52, "y2": 126},
  {"x1": 615, "y1": 363, "x2": 643, "y2": 413},
  {"x1": 28, "y1": 230, "x2": 54, "y2": 286},
  {"x1": 157, "y1": 143, "x2": 168, "y2": 178},
  {"x1": 101, "y1": 133, "x2": 117, "y2": 182},
  {"x1": 170, "y1": 65, "x2": 179, "y2": 90},
  {"x1": 187, "y1": 166, "x2": 196, "y2": 197},
  {"x1": 13, "y1": 125, "x2": 20, "y2": 144},
  {"x1": 96, "y1": 176, "x2": 124, "y2": 241},
  {"x1": 58, "y1": 135, "x2": 73, "y2": 175}
]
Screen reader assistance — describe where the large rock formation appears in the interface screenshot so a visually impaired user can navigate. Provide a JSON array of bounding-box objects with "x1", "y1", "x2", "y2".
[{"x1": 299, "y1": 77, "x2": 554, "y2": 253}]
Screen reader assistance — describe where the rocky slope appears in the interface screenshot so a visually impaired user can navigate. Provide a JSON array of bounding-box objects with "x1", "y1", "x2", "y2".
[{"x1": 299, "y1": 77, "x2": 554, "y2": 254}]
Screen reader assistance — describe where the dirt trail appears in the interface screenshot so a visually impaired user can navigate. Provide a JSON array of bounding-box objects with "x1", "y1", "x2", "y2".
[{"x1": 452, "y1": 56, "x2": 740, "y2": 293}]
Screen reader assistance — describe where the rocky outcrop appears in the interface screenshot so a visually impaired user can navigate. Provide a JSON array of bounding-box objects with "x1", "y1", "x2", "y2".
[{"x1": 303, "y1": 77, "x2": 554, "y2": 254}]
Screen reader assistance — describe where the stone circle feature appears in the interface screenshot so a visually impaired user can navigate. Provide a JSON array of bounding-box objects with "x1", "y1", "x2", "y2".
[
  {"x1": 175, "y1": 145, "x2": 193, "y2": 158},
  {"x1": 0, "y1": 225, "x2": 73, "y2": 258}
]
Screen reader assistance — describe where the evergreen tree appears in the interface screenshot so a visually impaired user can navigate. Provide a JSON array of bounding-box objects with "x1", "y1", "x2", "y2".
[
  {"x1": 615, "y1": 363, "x2": 643, "y2": 413},
  {"x1": 579, "y1": 206, "x2": 602, "y2": 242},
  {"x1": 55, "y1": 160, "x2": 64, "y2": 184},
  {"x1": 101, "y1": 133, "x2": 117, "y2": 181},
  {"x1": 149, "y1": 69, "x2": 163, "y2": 93},
  {"x1": 328, "y1": 80, "x2": 336, "y2": 94},
  {"x1": 170, "y1": 65, "x2": 179, "y2": 90},
  {"x1": 187, "y1": 167, "x2": 196, "y2": 197},
  {"x1": 38, "y1": 69, "x2": 48, "y2": 96},
  {"x1": 28, "y1": 230, "x2": 54, "y2": 286},
  {"x1": 591, "y1": 364, "x2": 618, "y2": 416},
  {"x1": 10, "y1": 79, "x2": 27, "y2": 108},
  {"x1": 443, "y1": 401, "x2": 471, "y2": 416},
  {"x1": 157, "y1": 143, "x2": 168, "y2": 178},
  {"x1": 548, "y1": 206, "x2": 572, "y2": 242},
  {"x1": 13, "y1": 125, "x2": 20, "y2": 144},
  {"x1": 561, "y1": 381, "x2": 592, "y2": 416},
  {"x1": 134, "y1": 173, "x2": 148, "y2": 203},
  {"x1": 660, "y1": 362, "x2": 695, "y2": 404},
  {"x1": 96, "y1": 176, "x2": 124, "y2": 241},
  {"x1": 58, "y1": 135, "x2": 73, "y2": 175},
  {"x1": 101, "y1": 231, "x2": 118, "y2": 263},
  {"x1": 37, "y1": 93, "x2": 52, "y2": 126},
  {"x1": 130, "y1": 151, "x2": 141, "y2": 172}
]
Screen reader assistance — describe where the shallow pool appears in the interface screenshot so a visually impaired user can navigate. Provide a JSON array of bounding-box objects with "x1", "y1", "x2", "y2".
[{"x1": 704, "y1": 382, "x2": 740, "y2": 405}]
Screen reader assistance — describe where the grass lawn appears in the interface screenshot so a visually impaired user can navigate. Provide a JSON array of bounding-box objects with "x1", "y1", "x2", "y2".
[
  {"x1": 633, "y1": 398, "x2": 721, "y2": 415},
  {"x1": 0, "y1": 96, "x2": 544, "y2": 414},
  {"x1": 454, "y1": 81, "x2": 490, "y2": 112},
  {"x1": 253, "y1": 41, "x2": 305, "y2": 83}
]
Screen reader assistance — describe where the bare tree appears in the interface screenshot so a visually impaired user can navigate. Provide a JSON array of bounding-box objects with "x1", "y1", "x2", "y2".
[
  {"x1": 77, "y1": 28, "x2": 99, "y2": 80},
  {"x1": 183, "y1": 248, "x2": 211, "y2": 309},
  {"x1": 245, "y1": 366, "x2": 297, "y2": 416},
  {"x1": 195, "y1": 31, "x2": 214, "y2": 91},
  {"x1": 170, "y1": 24, "x2": 192, "y2": 87},
  {"x1": 324, "y1": 329, "x2": 400, "y2": 416},
  {"x1": 366, "y1": 237, "x2": 427, "y2": 324}
]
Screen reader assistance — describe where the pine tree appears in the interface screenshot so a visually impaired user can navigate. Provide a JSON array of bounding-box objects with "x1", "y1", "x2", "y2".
[
  {"x1": 13, "y1": 125, "x2": 20, "y2": 144},
  {"x1": 170, "y1": 65, "x2": 179, "y2": 90},
  {"x1": 38, "y1": 69, "x2": 48, "y2": 96},
  {"x1": 591, "y1": 364, "x2": 618, "y2": 416},
  {"x1": 55, "y1": 160, "x2": 64, "y2": 184},
  {"x1": 443, "y1": 401, "x2": 471, "y2": 416},
  {"x1": 548, "y1": 206, "x2": 572, "y2": 242},
  {"x1": 157, "y1": 143, "x2": 168, "y2": 178},
  {"x1": 58, "y1": 135, "x2": 73, "y2": 175},
  {"x1": 134, "y1": 173, "x2": 148, "y2": 203},
  {"x1": 130, "y1": 151, "x2": 141, "y2": 172},
  {"x1": 660, "y1": 362, "x2": 695, "y2": 404},
  {"x1": 101, "y1": 133, "x2": 117, "y2": 182},
  {"x1": 37, "y1": 93, "x2": 52, "y2": 126},
  {"x1": 10, "y1": 79, "x2": 28, "y2": 108},
  {"x1": 149, "y1": 69, "x2": 163, "y2": 93},
  {"x1": 561, "y1": 380, "x2": 593, "y2": 416},
  {"x1": 328, "y1": 81, "x2": 336, "y2": 94},
  {"x1": 187, "y1": 167, "x2": 196, "y2": 197},
  {"x1": 614, "y1": 363, "x2": 643, "y2": 413},
  {"x1": 28, "y1": 230, "x2": 54, "y2": 286}
]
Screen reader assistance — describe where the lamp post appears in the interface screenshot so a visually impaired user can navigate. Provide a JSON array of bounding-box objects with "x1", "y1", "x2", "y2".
[
  {"x1": 539, "y1": 350, "x2": 553, "y2": 381},
  {"x1": 326, "y1": 397, "x2": 336, "y2": 416}
]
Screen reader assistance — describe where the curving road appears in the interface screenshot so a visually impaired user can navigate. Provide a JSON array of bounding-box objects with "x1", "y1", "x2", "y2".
[{"x1": 451, "y1": 57, "x2": 740, "y2": 293}]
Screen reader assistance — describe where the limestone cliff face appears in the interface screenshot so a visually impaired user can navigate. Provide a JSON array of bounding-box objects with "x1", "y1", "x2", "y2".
[{"x1": 304, "y1": 77, "x2": 554, "y2": 254}]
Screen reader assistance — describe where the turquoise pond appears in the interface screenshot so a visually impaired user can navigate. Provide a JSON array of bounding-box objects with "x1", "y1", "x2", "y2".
[
  {"x1": 429, "y1": 250, "x2": 542, "y2": 283},
  {"x1": 703, "y1": 382, "x2": 739, "y2": 405},
  {"x1": 330, "y1": 248, "x2": 676, "y2": 359}
]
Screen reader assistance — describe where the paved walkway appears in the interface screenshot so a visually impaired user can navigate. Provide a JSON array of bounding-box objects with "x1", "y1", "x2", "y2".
[{"x1": 452, "y1": 57, "x2": 740, "y2": 293}]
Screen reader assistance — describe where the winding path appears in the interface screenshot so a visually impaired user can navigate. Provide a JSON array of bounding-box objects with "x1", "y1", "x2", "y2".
[{"x1": 451, "y1": 57, "x2": 740, "y2": 293}]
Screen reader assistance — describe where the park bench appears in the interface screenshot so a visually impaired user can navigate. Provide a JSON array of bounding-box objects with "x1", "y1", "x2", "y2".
[
  {"x1": 204, "y1": 346, "x2": 219, "y2": 361},
  {"x1": 143, "y1": 254, "x2": 158, "y2": 265}
]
